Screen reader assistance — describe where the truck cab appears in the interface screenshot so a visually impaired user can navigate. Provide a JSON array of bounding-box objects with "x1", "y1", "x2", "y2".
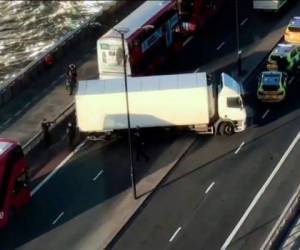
[
  {"x1": 257, "y1": 71, "x2": 287, "y2": 103},
  {"x1": 267, "y1": 43, "x2": 300, "y2": 73},
  {"x1": 217, "y1": 73, "x2": 248, "y2": 135}
]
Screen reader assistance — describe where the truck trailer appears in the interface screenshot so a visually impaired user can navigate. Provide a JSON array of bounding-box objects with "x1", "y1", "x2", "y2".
[
  {"x1": 75, "y1": 72, "x2": 250, "y2": 136},
  {"x1": 253, "y1": 0, "x2": 288, "y2": 11}
]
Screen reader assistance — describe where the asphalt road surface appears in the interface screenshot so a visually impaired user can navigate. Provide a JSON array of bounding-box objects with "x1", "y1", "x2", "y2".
[
  {"x1": 2, "y1": 0, "x2": 300, "y2": 249},
  {"x1": 109, "y1": 1, "x2": 300, "y2": 250}
]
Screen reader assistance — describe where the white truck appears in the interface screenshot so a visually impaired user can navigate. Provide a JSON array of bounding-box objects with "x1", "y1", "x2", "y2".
[
  {"x1": 253, "y1": 0, "x2": 288, "y2": 11},
  {"x1": 75, "y1": 72, "x2": 250, "y2": 136}
]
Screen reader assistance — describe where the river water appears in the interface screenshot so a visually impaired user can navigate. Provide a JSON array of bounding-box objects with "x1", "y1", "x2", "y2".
[{"x1": 0, "y1": 0, "x2": 115, "y2": 88}]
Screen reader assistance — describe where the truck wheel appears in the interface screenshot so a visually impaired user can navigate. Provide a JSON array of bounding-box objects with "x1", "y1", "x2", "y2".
[{"x1": 219, "y1": 122, "x2": 234, "y2": 136}]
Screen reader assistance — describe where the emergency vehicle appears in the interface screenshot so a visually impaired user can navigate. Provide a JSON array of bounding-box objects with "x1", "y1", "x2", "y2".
[
  {"x1": 284, "y1": 17, "x2": 300, "y2": 44},
  {"x1": 266, "y1": 43, "x2": 300, "y2": 73},
  {"x1": 257, "y1": 71, "x2": 287, "y2": 103}
]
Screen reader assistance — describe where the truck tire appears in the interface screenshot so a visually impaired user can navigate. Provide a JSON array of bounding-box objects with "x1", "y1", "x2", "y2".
[{"x1": 219, "y1": 122, "x2": 234, "y2": 136}]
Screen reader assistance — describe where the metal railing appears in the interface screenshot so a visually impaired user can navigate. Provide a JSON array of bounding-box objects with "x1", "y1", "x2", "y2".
[{"x1": 0, "y1": 1, "x2": 126, "y2": 108}]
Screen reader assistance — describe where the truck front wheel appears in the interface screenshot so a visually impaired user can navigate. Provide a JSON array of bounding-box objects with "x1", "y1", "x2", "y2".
[{"x1": 219, "y1": 122, "x2": 234, "y2": 136}]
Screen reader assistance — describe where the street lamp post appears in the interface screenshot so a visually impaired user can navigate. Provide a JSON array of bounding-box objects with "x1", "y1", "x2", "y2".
[
  {"x1": 235, "y1": 0, "x2": 242, "y2": 76},
  {"x1": 119, "y1": 29, "x2": 137, "y2": 199},
  {"x1": 93, "y1": 24, "x2": 153, "y2": 200},
  {"x1": 89, "y1": 22, "x2": 154, "y2": 199}
]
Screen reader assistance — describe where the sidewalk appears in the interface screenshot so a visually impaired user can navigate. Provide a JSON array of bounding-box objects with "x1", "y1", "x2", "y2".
[{"x1": 0, "y1": 2, "x2": 142, "y2": 145}]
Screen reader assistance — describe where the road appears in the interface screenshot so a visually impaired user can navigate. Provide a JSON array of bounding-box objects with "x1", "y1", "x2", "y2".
[
  {"x1": 1, "y1": 0, "x2": 300, "y2": 249},
  {"x1": 109, "y1": 1, "x2": 300, "y2": 250}
]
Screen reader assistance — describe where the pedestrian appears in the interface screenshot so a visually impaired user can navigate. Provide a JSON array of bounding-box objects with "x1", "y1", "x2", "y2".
[
  {"x1": 66, "y1": 64, "x2": 77, "y2": 95},
  {"x1": 66, "y1": 121, "x2": 76, "y2": 149},
  {"x1": 41, "y1": 118, "x2": 54, "y2": 148},
  {"x1": 133, "y1": 127, "x2": 149, "y2": 162}
]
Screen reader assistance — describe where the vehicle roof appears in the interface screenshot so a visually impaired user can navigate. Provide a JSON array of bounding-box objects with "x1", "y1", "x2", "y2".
[
  {"x1": 101, "y1": 0, "x2": 173, "y2": 40},
  {"x1": 0, "y1": 139, "x2": 16, "y2": 157},
  {"x1": 262, "y1": 71, "x2": 282, "y2": 76},
  {"x1": 271, "y1": 43, "x2": 294, "y2": 56},
  {"x1": 288, "y1": 17, "x2": 300, "y2": 28},
  {"x1": 77, "y1": 73, "x2": 208, "y2": 95}
]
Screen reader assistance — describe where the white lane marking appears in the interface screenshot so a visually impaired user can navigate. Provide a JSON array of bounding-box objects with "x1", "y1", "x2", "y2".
[
  {"x1": 234, "y1": 142, "x2": 245, "y2": 154},
  {"x1": 194, "y1": 67, "x2": 201, "y2": 73},
  {"x1": 14, "y1": 110, "x2": 23, "y2": 117},
  {"x1": 221, "y1": 131, "x2": 300, "y2": 250},
  {"x1": 52, "y1": 212, "x2": 64, "y2": 225},
  {"x1": 205, "y1": 182, "x2": 215, "y2": 194},
  {"x1": 169, "y1": 227, "x2": 182, "y2": 242},
  {"x1": 24, "y1": 102, "x2": 31, "y2": 109},
  {"x1": 3, "y1": 118, "x2": 11, "y2": 126},
  {"x1": 288, "y1": 76, "x2": 295, "y2": 85},
  {"x1": 240, "y1": 18, "x2": 248, "y2": 26},
  {"x1": 31, "y1": 140, "x2": 86, "y2": 196},
  {"x1": 216, "y1": 41, "x2": 225, "y2": 50},
  {"x1": 262, "y1": 109, "x2": 270, "y2": 119},
  {"x1": 183, "y1": 36, "x2": 194, "y2": 47},
  {"x1": 93, "y1": 169, "x2": 103, "y2": 181}
]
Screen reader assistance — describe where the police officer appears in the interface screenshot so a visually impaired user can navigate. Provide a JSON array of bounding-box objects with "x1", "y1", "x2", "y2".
[
  {"x1": 66, "y1": 121, "x2": 76, "y2": 149},
  {"x1": 134, "y1": 127, "x2": 149, "y2": 162},
  {"x1": 41, "y1": 118, "x2": 54, "y2": 148},
  {"x1": 66, "y1": 64, "x2": 77, "y2": 95}
]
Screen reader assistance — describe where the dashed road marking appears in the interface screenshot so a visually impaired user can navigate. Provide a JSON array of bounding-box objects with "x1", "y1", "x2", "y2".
[
  {"x1": 205, "y1": 182, "x2": 215, "y2": 194},
  {"x1": 234, "y1": 142, "x2": 245, "y2": 154},
  {"x1": 183, "y1": 36, "x2": 194, "y2": 47},
  {"x1": 240, "y1": 18, "x2": 248, "y2": 26},
  {"x1": 3, "y1": 118, "x2": 11, "y2": 126},
  {"x1": 262, "y1": 109, "x2": 270, "y2": 119},
  {"x1": 194, "y1": 67, "x2": 201, "y2": 73},
  {"x1": 14, "y1": 110, "x2": 23, "y2": 117},
  {"x1": 216, "y1": 41, "x2": 225, "y2": 50},
  {"x1": 31, "y1": 140, "x2": 87, "y2": 196},
  {"x1": 221, "y1": 131, "x2": 300, "y2": 250},
  {"x1": 169, "y1": 227, "x2": 182, "y2": 242},
  {"x1": 24, "y1": 102, "x2": 31, "y2": 109},
  {"x1": 52, "y1": 212, "x2": 64, "y2": 225},
  {"x1": 93, "y1": 169, "x2": 103, "y2": 181}
]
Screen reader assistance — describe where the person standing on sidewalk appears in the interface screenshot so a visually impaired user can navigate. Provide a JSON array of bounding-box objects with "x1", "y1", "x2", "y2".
[
  {"x1": 66, "y1": 121, "x2": 76, "y2": 149},
  {"x1": 66, "y1": 64, "x2": 77, "y2": 95},
  {"x1": 41, "y1": 118, "x2": 54, "y2": 148},
  {"x1": 133, "y1": 127, "x2": 149, "y2": 162}
]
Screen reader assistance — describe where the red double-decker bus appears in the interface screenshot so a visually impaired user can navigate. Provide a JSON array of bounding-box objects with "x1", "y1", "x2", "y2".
[
  {"x1": 97, "y1": 0, "x2": 180, "y2": 79},
  {"x1": 0, "y1": 139, "x2": 30, "y2": 229},
  {"x1": 97, "y1": 0, "x2": 225, "y2": 79}
]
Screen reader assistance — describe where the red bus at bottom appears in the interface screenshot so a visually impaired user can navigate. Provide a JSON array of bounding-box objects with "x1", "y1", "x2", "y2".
[{"x1": 0, "y1": 138, "x2": 30, "y2": 229}]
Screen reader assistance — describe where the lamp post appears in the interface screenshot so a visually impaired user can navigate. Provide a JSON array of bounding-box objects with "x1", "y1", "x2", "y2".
[
  {"x1": 116, "y1": 26, "x2": 153, "y2": 199},
  {"x1": 94, "y1": 23, "x2": 154, "y2": 199},
  {"x1": 117, "y1": 28, "x2": 137, "y2": 199},
  {"x1": 235, "y1": 0, "x2": 242, "y2": 76}
]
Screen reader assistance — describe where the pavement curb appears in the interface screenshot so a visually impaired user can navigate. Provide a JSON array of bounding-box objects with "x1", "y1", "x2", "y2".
[{"x1": 105, "y1": 135, "x2": 198, "y2": 249}]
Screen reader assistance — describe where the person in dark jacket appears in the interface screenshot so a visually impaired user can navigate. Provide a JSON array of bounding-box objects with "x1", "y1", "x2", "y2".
[
  {"x1": 41, "y1": 118, "x2": 54, "y2": 148},
  {"x1": 133, "y1": 127, "x2": 149, "y2": 162},
  {"x1": 66, "y1": 64, "x2": 77, "y2": 95},
  {"x1": 66, "y1": 121, "x2": 76, "y2": 149}
]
